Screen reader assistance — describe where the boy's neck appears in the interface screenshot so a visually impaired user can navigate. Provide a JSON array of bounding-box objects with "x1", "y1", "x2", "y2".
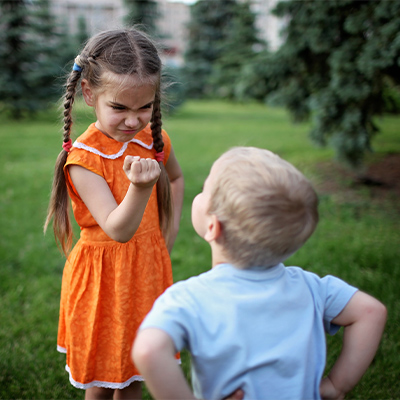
[{"x1": 210, "y1": 242, "x2": 229, "y2": 268}]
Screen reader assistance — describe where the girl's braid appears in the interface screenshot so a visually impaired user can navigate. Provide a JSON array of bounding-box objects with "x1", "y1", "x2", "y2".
[
  {"x1": 151, "y1": 94, "x2": 173, "y2": 239},
  {"x1": 43, "y1": 59, "x2": 83, "y2": 255},
  {"x1": 63, "y1": 58, "x2": 83, "y2": 142},
  {"x1": 150, "y1": 94, "x2": 164, "y2": 152}
]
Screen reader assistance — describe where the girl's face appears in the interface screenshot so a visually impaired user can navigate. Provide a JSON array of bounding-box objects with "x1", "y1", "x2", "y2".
[{"x1": 82, "y1": 76, "x2": 156, "y2": 143}]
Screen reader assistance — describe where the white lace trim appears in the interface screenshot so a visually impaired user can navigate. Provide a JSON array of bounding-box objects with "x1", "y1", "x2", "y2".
[
  {"x1": 72, "y1": 138, "x2": 153, "y2": 160},
  {"x1": 58, "y1": 345, "x2": 181, "y2": 389},
  {"x1": 57, "y1": 345, "x2": 67, "y2": 354},
  {"x1": 65, "y1": 365, "x2": 144, "y2": 390}
]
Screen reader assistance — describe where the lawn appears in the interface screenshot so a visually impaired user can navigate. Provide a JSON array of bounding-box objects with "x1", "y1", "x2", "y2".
[{"x1": 0, "y1": 100, "x2": 399, "y2": 399}]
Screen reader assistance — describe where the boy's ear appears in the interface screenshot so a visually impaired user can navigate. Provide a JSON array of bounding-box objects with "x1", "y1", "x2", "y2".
[
  {"x1": 81, "y1": 79, "x2": 95, "y2": 107},
  {"x1": 204, "y1": 214, "x2": 222, "y2": 243}
]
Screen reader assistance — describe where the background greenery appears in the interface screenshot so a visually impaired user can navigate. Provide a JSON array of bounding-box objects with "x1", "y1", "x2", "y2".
[
  {"x1": 183, "y1": 0, "x2": 400, "y2": 167},
  {"x1": 0, "y1": 100, "x2": 399, "y2": 399},
  {"x1": 2, "y1": 0, "x2": 400, "y2": 166}
]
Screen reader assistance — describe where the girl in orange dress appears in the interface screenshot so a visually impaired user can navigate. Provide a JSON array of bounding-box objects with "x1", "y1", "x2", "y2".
[{"x1": 44, "y1": 28, "x2": 184, "y2": 400}]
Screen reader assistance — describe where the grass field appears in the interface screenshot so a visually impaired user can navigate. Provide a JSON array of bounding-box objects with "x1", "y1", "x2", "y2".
[{"x1": 0, "y1": 100, "x2": 399, "y2": 399}]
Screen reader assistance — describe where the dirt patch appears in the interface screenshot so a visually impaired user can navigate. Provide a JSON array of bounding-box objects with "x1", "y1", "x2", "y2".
[{"x1": 314, "y1": 153, "x2": 400, "y2": 206}]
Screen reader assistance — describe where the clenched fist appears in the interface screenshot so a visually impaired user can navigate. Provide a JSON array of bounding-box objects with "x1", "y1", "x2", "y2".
[{"x1": 123, "y1": 156, "x2": 161, "y2": 188}]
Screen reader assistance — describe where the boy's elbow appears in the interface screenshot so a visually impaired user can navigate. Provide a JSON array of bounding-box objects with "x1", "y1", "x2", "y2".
[
  {"x1": 373, "y1": 300, "x2": 387, "y2": 326},
  {"x1": 132, "y1": 337, "x2": 153, "y2": 371},
  {"x1": 132, "y1": 329, "x2": 170, "y2": 371},
  {"x1": 363, "y1": 296, "x2": 387, "y2": 328}
]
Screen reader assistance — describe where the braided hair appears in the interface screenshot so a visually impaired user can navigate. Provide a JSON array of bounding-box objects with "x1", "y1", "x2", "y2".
[{"x1": 44, "y1": 28, "x2": 172, "y2": 254}]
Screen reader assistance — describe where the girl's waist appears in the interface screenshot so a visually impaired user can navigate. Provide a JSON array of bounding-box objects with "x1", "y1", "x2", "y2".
[{"x1": 79, "y1": 225, "x2": 161, "y2": 243}]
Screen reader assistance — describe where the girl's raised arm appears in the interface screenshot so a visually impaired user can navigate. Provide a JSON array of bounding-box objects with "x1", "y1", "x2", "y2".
[{"x1": 68, "y1": 156, "x2": 161, "y2": 242}]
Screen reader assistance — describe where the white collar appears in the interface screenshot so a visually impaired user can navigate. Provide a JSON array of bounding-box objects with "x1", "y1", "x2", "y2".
[{"x1": 72, "y1": 137, "x2": 153, "y2": 159}]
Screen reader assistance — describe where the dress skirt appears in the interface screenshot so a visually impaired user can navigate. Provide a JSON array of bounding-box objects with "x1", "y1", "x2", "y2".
[{"x1": 57, "y1": 226, "x2": 173, "y2": 389}]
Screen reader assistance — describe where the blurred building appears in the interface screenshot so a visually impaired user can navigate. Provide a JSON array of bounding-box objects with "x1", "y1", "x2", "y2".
[
  {"x1": 50, "y1": 0, "x2": 283, "y2": 66},
  {"x1": 248, "y1": 0, "x2": 283, "y2": 50},
  {"x1": 157, "y1": 0, "x2": 190, "y2": 67},
  {"x1": 50, "y1": 0, "x2": 126, "y2": 34}
]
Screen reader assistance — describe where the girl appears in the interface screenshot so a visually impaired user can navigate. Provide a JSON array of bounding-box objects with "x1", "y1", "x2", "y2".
[{"x1": 44, "y1": 28, "x2": 184, "y2": 400}]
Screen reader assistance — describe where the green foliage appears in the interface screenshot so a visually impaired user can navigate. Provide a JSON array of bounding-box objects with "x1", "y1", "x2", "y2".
[
  {"x1": 183, "y1": 0, "x2": 238, "y2": 97},
  {"x1": 0, "y1": 102, "x2": 399, "y2": 398},
  {"x1": 208, "y1": 1, "x2": 264, "y2": 99},
  {"x1": 0, "y1": 0, "x2": 78, "y2": 118},
  {"x1": 0, "y1": 0, "x2": 33, "y2": 118},
  {"x1": 243, "y1": 0, "x2": 400, "y2": 168},
  {"x1": 184, "y1": 0, "x2": 263, "y2": 99},
  {"x1": 76, "y1": 15, "x2": 90, "y2": 50},
  {"x1": 123, "y1": 0, "x2": 160, "y2": 36}
]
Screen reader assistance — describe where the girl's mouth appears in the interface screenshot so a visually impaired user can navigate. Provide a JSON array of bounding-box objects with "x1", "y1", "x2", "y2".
[{"x1": 122, "y1": 129, "x2": 136, "y2": 135}]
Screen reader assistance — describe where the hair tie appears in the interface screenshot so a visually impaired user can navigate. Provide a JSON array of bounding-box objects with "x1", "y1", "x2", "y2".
[
  {"x1": 62, "y1": 139, "x2": 73, "y2": 152},
  {"x1": 155, "y1": 151, "x2": 164, "y2": 162},
  {"x1": 73, "y1": 55, "x2": 83, "y2": 72}
]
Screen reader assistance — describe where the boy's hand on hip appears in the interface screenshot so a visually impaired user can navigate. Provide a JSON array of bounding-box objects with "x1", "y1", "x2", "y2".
[{"x1": 124, "y1": 156, "x2": 161, "y2": 188}]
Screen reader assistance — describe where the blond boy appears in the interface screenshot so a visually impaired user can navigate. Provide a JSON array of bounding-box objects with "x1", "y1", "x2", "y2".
[{"x1": 133, "y1": 147, "x2": 386, "y2": 400}]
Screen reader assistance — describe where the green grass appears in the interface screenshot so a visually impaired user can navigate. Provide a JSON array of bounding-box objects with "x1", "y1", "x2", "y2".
[{"x1": 0, "y1": 100, "x2": 399, "y2": 399}]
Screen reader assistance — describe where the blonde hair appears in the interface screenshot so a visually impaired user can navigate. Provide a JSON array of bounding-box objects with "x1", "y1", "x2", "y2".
[
  {"x1": 44, "y1": 28, "x2": 172, "y2": 254},
  {"x1": 208, "y1": 147, "x2": 319, "y2": 268}
]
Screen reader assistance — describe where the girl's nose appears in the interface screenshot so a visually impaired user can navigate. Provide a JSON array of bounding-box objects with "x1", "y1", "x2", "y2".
[{"x1": 125, "y1": 113, "x2": 140, "y2": 128}]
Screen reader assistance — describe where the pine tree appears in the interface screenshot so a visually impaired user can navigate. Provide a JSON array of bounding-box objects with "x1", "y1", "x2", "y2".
[
  {"x1": 76, "y1": 15, "x2": 90, "y2": 49},
  {"x1": 0, "y1": 0, "x2": 75, "y2": 117},
  {"x1": 209, "y1": 0, "x2": 263, "y2": 99},
  {"x1": 28, "y1": 0, "x2": 67, "y2": 104},
  {"x1": 123, "y1": 0, "x2": 160, "y2": 36},
  {"x1": 0, "y1": 0, "x2": 31, "y2": 118},
  {"x1": 264, "y1": 0, "x2": 400, "y2": 167},
  {"x1": 183, "y1": 0, "x2": 237, "y2": 98}
]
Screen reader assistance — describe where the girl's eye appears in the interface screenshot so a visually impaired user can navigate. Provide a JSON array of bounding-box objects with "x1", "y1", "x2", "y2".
[
  {"x1": 141, "y1": 103, "x2": 153, "y2": 110},
  {"x1": 111, "y1": 105, "x2": 125, "y2": 111}
]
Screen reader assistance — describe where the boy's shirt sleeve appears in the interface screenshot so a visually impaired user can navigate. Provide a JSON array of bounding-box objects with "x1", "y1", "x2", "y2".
[
  {"x1": 139, "y1": 281, "x2": 194, "y2": 352},
  {"x1": 320, "y1": 274, "x2": 358, "y2": 335}
]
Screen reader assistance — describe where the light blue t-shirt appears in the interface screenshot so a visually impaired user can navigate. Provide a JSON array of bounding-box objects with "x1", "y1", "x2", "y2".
[{"x1": 140, "y1": 263, "x2": 358, "y2": 400}]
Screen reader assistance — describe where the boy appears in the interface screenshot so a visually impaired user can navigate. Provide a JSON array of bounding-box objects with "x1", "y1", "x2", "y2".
[{"x1": 132, "y1": 147, "x2": 386, "y2": 400}]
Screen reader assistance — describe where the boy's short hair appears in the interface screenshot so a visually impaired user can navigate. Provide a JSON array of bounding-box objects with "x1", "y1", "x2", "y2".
[{"x1": 208, "y1": 147, "x2": 319, "y2": 268}]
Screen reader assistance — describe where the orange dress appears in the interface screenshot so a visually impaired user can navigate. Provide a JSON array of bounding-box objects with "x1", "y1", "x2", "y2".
[{"x1": 57, "y1": 123, "x2": 174, "y2": 389}]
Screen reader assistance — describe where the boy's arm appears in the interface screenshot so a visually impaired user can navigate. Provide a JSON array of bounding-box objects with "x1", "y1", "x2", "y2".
[
  {"x1": 133, "y1": 328, "x2": 244, "y2": 400},
  {"x1": 133, "y1": 328, "x2": 197, "y2": 400},
  {"x1": 320, "y1": 291, "x2": 387, "y2": 399}
]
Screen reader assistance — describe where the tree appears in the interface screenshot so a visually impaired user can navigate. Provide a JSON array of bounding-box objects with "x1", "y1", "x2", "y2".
[
  {"x1": 28, "y1": 0, "x2": 70, "y2": 103},
  {"x1": 0, "y1": 0, "x2": 31, "y2": 118},
  {"x1": 76, "y1": 15, "x2": 90, "y2": 49},
  {"x1": 209, "y1": 0, "x2": 264, "y2": 99},
  {"x1": 242, "y1": 0, "x2": 400, "y2": 167},
  {"x1": 123, "y1": 0, "x2": 160, "y2": 36},
  {"x1": 183, "y1": 0, "x2": 238, "y2": 98},
  {"x1": 0, "y1": 0, "x2": 75, "y2": 118}
]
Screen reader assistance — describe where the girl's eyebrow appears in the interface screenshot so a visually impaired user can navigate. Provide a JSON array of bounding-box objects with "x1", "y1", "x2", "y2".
[
  {"x1": 109, "y1": 101, "x2": 126, "y2": 108},
  {"x1": 109, "y1": 100, "x2": 154, "y2": 109}
]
